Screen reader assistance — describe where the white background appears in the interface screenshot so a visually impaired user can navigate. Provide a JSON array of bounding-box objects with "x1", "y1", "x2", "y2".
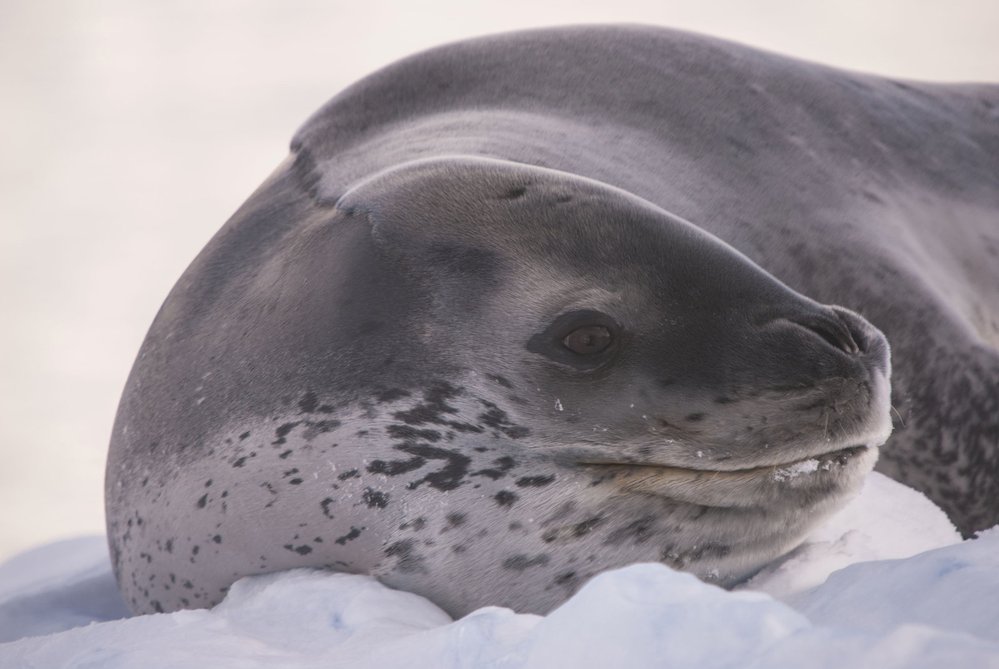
[{"x1": 1, "y1": 0, "x2": 997, "y2": 560}]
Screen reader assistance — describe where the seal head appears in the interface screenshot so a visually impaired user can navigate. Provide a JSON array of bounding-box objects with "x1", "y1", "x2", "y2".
[{"x1": 106, "y1": 156, "x2": 891, "y2": 616}]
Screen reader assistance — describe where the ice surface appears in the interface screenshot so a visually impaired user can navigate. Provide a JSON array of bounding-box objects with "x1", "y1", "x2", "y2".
[{"x1": 1, "y1": 473, "x2": 996, "y2": 668}]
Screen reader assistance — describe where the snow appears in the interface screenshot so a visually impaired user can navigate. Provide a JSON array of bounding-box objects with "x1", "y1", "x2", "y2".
[
  {"x1": 2, "y1": 473, "x2": 998, "y2": 668},
  {"x1": 772, "y1": 458, "x2": 820, "y2": 481}
]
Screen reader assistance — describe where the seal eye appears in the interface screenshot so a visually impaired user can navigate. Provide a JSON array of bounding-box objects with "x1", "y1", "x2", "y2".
[
  {"x1": 527, "y1": 309, "x2": 621, "y2": 370},
  {"x1": 563, "y1": 326, "x2": 613, "y2": 355}
]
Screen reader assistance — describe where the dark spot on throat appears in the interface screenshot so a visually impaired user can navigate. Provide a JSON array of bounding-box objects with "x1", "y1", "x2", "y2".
[
  {"x1": 362, "y1": 488, "x2": 389, "y2": 509},
  {"x1": 445, "y1": 512, "x2": 467, "y2": 528},
  {"x1": 335, "y1": 526, "x2": 364, "y2": 545},
  {"x1": 387, "y1": 424, "x2": 443, "y2": 443},
  {"x1": 299, "y1": 391, "x2": 319, "y2": 413},
  {"x1": 368, "y1": 456, "x2": 426, "y2": 476},
  {"x1": 471, "y1": 455, "x2": 517, "y2": 480},
  {"x1": 502, "y1": 554, "x2": 550, "y2": 570},
  {"x1": 400, "y1": 444, "x2": 471, "y2": 492},
  {"x1": 375, "y1": 388, "x2": 411, "y2": 403},
  {"x1": 516, "y1": 475, "x2": 555, "y2": 487},
  {"x1": 385, "y1": 539, "x2": 427, "y2": 574},
  {"x1": 494, "y1": 490, "x2": 519, "y2": 507}
]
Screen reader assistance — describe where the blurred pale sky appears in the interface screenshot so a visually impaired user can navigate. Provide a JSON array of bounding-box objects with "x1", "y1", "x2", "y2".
[{"x1": 1, "y1": 0, "x2": 997, "y2": 561}]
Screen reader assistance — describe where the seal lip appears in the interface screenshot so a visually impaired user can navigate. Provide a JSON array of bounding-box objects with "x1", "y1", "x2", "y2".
[
  {"x1": 576, "y1": 444, "x2": 870, "y2": 480},
  {"x1": 577, "y1": 444, "x2": 875, "y2": 509}
]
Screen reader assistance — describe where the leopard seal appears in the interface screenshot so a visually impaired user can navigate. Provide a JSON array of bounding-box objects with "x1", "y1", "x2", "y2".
[{"x1": 106, "y1": 24, "x2": 997, "y2": 617}]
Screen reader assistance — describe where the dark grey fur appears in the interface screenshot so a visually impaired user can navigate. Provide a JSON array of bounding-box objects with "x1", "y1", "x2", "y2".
[{"x1": 106, "y1": 25, "x2": 997, "y2": 617}]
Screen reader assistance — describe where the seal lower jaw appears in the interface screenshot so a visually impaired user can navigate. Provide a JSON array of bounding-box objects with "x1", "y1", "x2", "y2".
[{"x1": 579, "y1": 443, "x2": 877, "y2": 509}]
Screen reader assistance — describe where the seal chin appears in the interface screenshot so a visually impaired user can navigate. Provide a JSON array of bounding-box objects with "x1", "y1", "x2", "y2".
[{"x1": 580, "y1": 442, "x2": 879, "y2": 509}]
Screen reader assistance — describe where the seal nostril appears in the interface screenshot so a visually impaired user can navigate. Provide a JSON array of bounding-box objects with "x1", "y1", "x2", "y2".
[{"x1": 792, "y1": 312, "x2": 862, "y2": 355}]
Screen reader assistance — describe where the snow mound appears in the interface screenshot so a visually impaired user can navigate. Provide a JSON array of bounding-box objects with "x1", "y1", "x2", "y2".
[
  {"x1": 2, "y1": 474, "x2": 997, "y2": 668},
  {"x1": 0, "y1": 537, "x2": 129, "y2": 642},
  {"x1": 789, "y1": 527, "x2": 999, "y2": 641},
  {"x1": 745, "y1": 471, "x2": 961, "y2": 599}
]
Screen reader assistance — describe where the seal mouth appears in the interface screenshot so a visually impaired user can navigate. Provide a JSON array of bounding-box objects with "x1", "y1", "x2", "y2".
[
  {"x1": 579, "y1": 444, "x2": 868, "y2": 479},
  {"x1": 578, "y1": 444, "x2": 874, "y2": 508}
]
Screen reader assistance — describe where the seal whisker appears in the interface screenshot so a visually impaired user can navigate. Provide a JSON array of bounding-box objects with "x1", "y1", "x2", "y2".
[{"x1": 890, "y1": 404, "x2": 906, "y2": 427}]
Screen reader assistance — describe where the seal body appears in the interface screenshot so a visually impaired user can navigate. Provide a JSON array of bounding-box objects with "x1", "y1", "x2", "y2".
[{"x1": 106, "y1": 26, "x2": 997, "y2": 616}]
